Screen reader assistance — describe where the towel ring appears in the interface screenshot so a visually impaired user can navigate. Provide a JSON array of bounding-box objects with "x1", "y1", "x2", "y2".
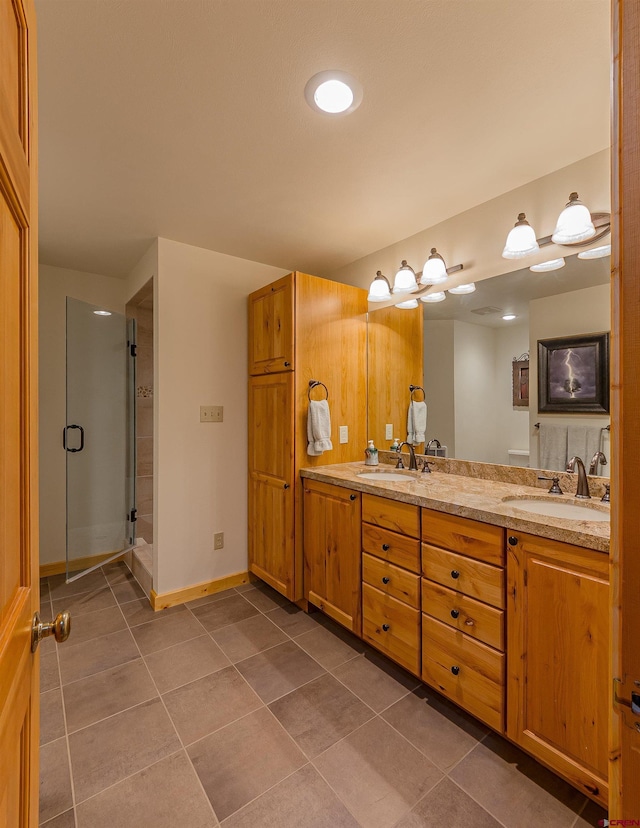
[
  {"x1": 409, "y1": 384, "x2": 425, "y2": 402},
  {"x1": 308, "y1": 380, "x2": 329, "y2": 401}
]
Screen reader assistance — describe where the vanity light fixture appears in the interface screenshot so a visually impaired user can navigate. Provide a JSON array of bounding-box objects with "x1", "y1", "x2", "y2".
[
  {"x1": 447, "y1": 282, "x2": 476, "y2": 294},
  {"x1": 367, "y1": 271, "x2": 392, "y2": 302},
  {"x1": 502, "y1": 213, "x2": 540, "y2": 259},
  {"x1": 395, "y1": 298, "x2": 420, "y2": 309},
  {"x1": 577, "y1": 244, "x2": 611, "y2": 260},
  {"x1": 93, "y1": 310, "x2": 112, "y2": 316},
  {"x1": 420, "y1": 248, "x2": 448, "y2": 285},
  {"x1": 420, "y1": 291, "x2": 446, "y2": 303},
  {"x1": 304, "y1": 70, "x2": 363, "y2": 115},
  {"x1": 551, "y1": 192, "x2": 596, "y2": 244},
  {"x1": 502, "y1": 313, "x2": 517, "y2": 321},
  {"x1": 392, "y1": 260, "x2": 419, "y2": 294},
  {"x1": 529, "y1": 258, "x2": 565, "y2": 273}
]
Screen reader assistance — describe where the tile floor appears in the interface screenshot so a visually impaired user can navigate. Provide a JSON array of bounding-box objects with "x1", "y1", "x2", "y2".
[{"x1": 39, "y1": 563, "x2": 608, "y2": 828}]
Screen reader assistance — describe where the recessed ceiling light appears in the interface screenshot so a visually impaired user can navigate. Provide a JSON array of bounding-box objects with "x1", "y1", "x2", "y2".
[
  {"x1": 502, "y1": 314, "x2": 517, "y2": 321},
  {"x1": 93, "y1": 310, "x2": 112, "y2": 316},
  {"x1": 577, "y1": 244, "x2": 611, "y2": 260},
  {"x1": 448, "y1": 283, "x2": 476, "y2": 295},
  {"x1": 304, "y1": 70, "x2": 363, "y2": 115},
  {"x1": 420, "y1": 292, "x2": 446, "y2": 304},
  {"x1": 529, "y1": 258, "x2": 566, "y2": 273}
]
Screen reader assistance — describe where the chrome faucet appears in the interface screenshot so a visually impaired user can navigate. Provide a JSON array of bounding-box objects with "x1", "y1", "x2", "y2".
[
  {"x1": 425, "y1": 438, "x2": 441, "y2": 456},
  {"x1": 396, "y1": 442, "x2": 418, "y2": 471},
  {"x1": 566, "y1": 455, "x2": 591, "y2": 499},
  {"x1": 589, "y1": 450, "x2": 607, "y2": 476}
]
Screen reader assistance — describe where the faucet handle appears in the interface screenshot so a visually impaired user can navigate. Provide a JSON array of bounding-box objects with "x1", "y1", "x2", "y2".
[
  {"x1": 395, "y1": 457, "x2": 405, "y2": 469},
  {"x1": 601, "y1": 483, "x2": 610, "y2": 503},
  {"x1": 421, "y1": 460, "x2": 435, "y2": 473},
  {"x1": 538, "y1": 475, "x2": 563, "y2": 494}
]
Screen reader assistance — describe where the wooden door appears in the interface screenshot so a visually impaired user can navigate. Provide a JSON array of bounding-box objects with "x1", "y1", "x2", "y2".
[
  {"x1": 248, "y1": 273, "x2": 294, "y2": 375},
  {"x1": 507, "y1": 532, "x2": 609, "y2": 806},
  {"x1": 248, "y1": 373, "x2": 295, "y2": 598},
  {"x1": 0, "y1": 0, "x2": 40, "y2": 823},
  {"x1": 610, "y1": 0, "x2": 640, "y2": 819},
  {"x1": 303, "y1": 479, "x2": 362, "y2": 634}
]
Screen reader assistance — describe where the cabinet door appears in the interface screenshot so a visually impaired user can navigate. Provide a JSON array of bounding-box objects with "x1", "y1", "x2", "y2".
[
  {"x1": 303, "y1": 480, "x2": 362, "y2": 634},
  {"x1": 507, "y1": 531, "x2": 609, "y2": 806},
  {"x1": 248, "y1": 374, "x2": 295, "y2": 599},
  {"x1": 248, "y1": 274, "x2": 294, "y2": 375}
]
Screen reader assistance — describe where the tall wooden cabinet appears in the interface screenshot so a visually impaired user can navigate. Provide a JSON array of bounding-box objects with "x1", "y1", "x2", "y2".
[{"x1": 248, "y1": 272, "x2": 368, "y2": 601}]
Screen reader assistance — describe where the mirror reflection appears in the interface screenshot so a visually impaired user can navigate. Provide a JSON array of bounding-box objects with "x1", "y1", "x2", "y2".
[{"x1": 368, "y1": 252, "x2": 611, "y2": 475}]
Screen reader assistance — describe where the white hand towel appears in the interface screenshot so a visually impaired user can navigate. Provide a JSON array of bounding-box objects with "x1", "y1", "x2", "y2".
[
  {"x1": 307, "y1": 399, "x2": 333, "y2": 456},
  {"x1": 567, "y1": 425, "x2": 603, "y2": 466},
  {"x1": 539, "y1": 424, "x2": 568, "y2": 471},
  {"x1": 407, "y1": 401, "x2": 427, "y2": 445}
]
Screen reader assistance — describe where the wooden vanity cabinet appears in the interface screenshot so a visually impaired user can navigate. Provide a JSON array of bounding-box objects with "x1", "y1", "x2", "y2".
[
  {"x1": 506, "y1": 530, "x2": 609, "y2": 806},
  {"x1": 303, "y1": 480, "x2": 362, "y2": 634}
]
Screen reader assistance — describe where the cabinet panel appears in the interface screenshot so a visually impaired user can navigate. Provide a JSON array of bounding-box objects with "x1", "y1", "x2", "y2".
[
  {"x1": 507, "y1": 532, "x2": 609, "y2": 805},
  {"x1": 363, "y1": 553, "x2": 420, "y2": 608},
  {"x1": 422, "y1": 543, "x2": 505, "y2": 609},
  {"x1": 362, "y1": 494, "x2": 420, "y2": 538},
  {"x1": 422, "y1": 509, "x2": 505, "y2": 566},
  {"x1": 422, "y1": 615, "x2": 504, "y2": 732},
  {"x1": 362, "y1": 583, "x2": 420, "y2": 675},
  {"x1": 362, "y1": 523, "x2": 420, "y2": 574},
  {"x1": 421, "y1": 579, "x2": 504, "y2": 651},
  {"x1": 303, "y1": 480, "x2": 361, "y2": 634},
  {"x1": 248, "y1": 274, "x2": 294, "y2": 375}
]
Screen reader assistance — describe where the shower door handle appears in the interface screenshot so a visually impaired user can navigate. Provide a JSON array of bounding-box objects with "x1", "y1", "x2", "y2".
[{"x1": 63, "y1": 424, "x2": 85, "y2": 452}]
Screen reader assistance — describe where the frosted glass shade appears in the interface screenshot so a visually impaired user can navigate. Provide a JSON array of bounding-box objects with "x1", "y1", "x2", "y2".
[
  {"x1": 392, "y1": 260, "x2": 418, "y2": 294},
  {"x1": 448, "y1": 283, "x2": 476, "y2": 294},
  {"x1": 551, "y1": 193, "x2": 596, "y2": 244},
  {"x1": 420, "y1": 291, "x2": 446, "y2": 303},
  {"x1": 395, "y1": 298, "x2": 419, "y2": 309},
  {"x1": 420, "y1": 249, "x2": 448, "y2": 285},
  {"x1": 367, "y1": 271, "x2": 392, "y2": 302},
  {"x1": 577, "y1": 244, "x2": 611, "y2": 260},
  {"x1": 502, "y1": 213, "x2": 539, "y2": 259},
  {"x1": 529, "y1": 258, "x2": 565, "y2": 273}
]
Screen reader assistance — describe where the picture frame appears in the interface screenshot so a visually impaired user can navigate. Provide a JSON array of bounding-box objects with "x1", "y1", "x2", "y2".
[
  {"x1": 537, "y1": 332, "x2": 610, "y2": 413},
  {"x1": 512, "y1": 357, "x2": 529, "y2": 407}
]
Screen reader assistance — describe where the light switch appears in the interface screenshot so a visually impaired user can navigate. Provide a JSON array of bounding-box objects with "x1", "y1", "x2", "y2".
[
  {"x1": 385, "y1": 423, "x2": 393, "y2": 440},
  {"x1": 339, "y1": 425, "x2": 348, "y2": 444},
  {"x1": 200, "y1": 406, "x2": 223, "y2": 422}
]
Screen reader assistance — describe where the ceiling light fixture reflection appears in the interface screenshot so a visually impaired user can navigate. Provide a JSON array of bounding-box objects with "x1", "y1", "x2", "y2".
[
  {"x1": 420, "y1": 248, "x2": 448, "y2": 285},
  {"x1": 529, "y1": 258, "x2": 565, "y2": 273},
  {"x1": 420, "y1": 292, "x2": 446, "y2": 304},
  {"x1": 577, "y1": 244, "x2": 611, "y2": 260},
  {"x1": 367, "y1": 271, "x2": 392, "y2": 302},
  {"x1": 304, "y1": 70, "x2": 363, "y2": 115},
  {"x1": 551, "y1": 192, "x2": 596, "y2": 244},
  {"x1": 502, "y1": 314, "x2": 517, "y2": 321},
  {"x1": 395, "y1": 298, "x2": 419, "y2": 309},
  {"x1": 392, "y1": 260, "x2": 418, "y2": 294},
  {"x1": 448, "y1": 283, "x2": 476, "y2": 295},
  {"x1": 93, "y1": 310, "x2": 112, "y2": 316},
  {"x1": 502, "y1": 213, "x2": 540, "y2": 259}
]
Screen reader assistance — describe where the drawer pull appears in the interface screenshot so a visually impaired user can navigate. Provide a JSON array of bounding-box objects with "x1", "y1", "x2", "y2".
[
  {"x1": 508, "y1": 536, "x2": 518, "y2": 546},
  {"x1": 350, "y1": 494, "x2": 357, "y2": 501},
  {"x1": 450, "y1": 608, "x2": 459, "y2": 619},
  {"x1": 451, "y1": 665, "x2": 460, "y2": 676},
  {"x1": 382, "y1": 623, "x2": 390, "y2": 632},
  {"x1": 283, "y1": 483, "x2": 290, "y2": 489},
  {"x1": 465, "y1": 618, "x2": 475, "y2": 627},
  {"x1": 382, "y1": 576, "x2": 390, "y2": 584},
  {"x1": 450, "y1": 570, "x2": 460, "y2": 580},
  {"x1": 382, "y1": 543, "x2": 390, "y2": 551}
]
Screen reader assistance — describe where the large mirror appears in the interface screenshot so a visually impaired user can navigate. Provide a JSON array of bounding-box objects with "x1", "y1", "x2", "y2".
[{"x1": 367, "y1": 252, "x2": 611, "y2": 475}]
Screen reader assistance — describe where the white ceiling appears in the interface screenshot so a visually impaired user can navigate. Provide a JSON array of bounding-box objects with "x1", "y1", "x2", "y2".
[{"x1": 35, "y1": 0, "x2": 611, "y2": 279}]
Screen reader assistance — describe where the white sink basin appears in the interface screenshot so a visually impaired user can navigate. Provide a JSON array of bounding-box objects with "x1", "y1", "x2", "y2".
[
  {"x1": 502, "y1": 497, "x2": 609, "y2": 522},
  {"x1": 357, "y1": 470, "x2": 415, "y2": 481}
]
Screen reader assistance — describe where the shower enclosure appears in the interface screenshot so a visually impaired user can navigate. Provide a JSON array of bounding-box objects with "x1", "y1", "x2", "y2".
[{"x1": 64, "y1": 297, "x2": 136, "y2": 582}]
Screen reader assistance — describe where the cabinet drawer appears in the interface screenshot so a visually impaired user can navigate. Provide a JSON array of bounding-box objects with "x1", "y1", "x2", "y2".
[
  {"x1": 363, "y1": 523, "x2": 421, "y2": 574},
  {"x1": 362, "y1": 494, "x2": 420, "y2": 538},
  {"x1": 362, "y1": 583, "x2": 421, "y2": 676},
  {"x1": 422, "y1": 544, "x2": 505, "y2": 609},
  {"x1": 363, "y1": 553, "x2": 420, "y2": 608},
  {"x1": 422, "y1": 614, "x2": 504, "y2": 732},
  {"x1": 422, "y1": 509, "x2": 504, "y2": 566},
  {"x1": 421, "y1": 579, "x2": 504, "y2": 651}
]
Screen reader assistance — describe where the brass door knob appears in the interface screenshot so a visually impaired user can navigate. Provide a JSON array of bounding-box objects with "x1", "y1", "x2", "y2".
[{"x1": 31, "y1": 611, "x2": 72, "y2": 652}]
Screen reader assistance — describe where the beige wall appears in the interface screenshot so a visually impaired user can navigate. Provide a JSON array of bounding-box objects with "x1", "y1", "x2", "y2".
[
  {"x1": 494, "y1": 323, "x2": 530, "y2": 462},
  {"x1": 155, "y1": 238, "x2": 287, "y2": 595},
  {"x1": 423, "y1": 320, "x2": 455, "y2": 455},
  {"x1": 39, "y1": 264, "x2": 127, "y2": 565}
]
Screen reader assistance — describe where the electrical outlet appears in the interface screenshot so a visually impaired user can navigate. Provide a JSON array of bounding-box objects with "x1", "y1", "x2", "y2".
[
  {"x1": 339, "y1": 425, "x2": 348, "y2": 444},
  {"x1": 385, "y1": 423, "x2": 393, "y2": 440},
  {"x1": 213, "y1": 532, "x2": 224, "y2": 550},
  {"x1": 200, "y1": 406, "x2": 224, "y2": 422}
]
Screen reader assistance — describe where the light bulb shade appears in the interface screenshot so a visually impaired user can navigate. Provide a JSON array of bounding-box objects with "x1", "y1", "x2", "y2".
[
  {"x1": 420, "y1": 291, "x2": 446, "y2": 304},
  {"x1": 551, "y1": 193, "x2": 596, "y2": 244},
  {"x1": 395, "y1": 298, "x2": 419, "y2": 309},
  {"x1": 502, "y1": 213, "x2": 540, "y2": 259},
  {"x1": 448, "y1": 283, "x2": 476, "y2": 294},
  {"x1": 529, "y1": 258, "x2": 565, "y2": 273},
  {"x1": 420, "y1": 248, "x2": 448, "y2": 285},
  {"x1": 367, "y1": 271, "x2": 392, "y2": 302},
  {"x1": 577, "y1": 244, "x2": 611, "y2": 260},
  {"x1": 392, "y1": 260, "x2": 418, "y2": 294}
]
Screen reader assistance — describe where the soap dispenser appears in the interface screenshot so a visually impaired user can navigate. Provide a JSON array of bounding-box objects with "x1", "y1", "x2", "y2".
[
  {"x1": 390, "y1": 437, "x2": 400, "y2": 452},
  {"x1": 364, "y1": 440, "x2": 379, "y2": 466}
]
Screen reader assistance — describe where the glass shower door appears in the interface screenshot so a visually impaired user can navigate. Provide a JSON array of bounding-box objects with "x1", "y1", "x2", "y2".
[{"x1": 65, "y1": 297, "x2": 136, "y2": 582}]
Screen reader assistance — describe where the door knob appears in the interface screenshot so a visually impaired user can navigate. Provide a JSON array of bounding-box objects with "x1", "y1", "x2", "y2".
[{"x1": 32, "y1": 611, "x2": 72, "y2": 652}]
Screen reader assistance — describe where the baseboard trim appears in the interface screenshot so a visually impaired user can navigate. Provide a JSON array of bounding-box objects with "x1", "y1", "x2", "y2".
[
  {"x1": 40, "y1": 552, "x2": 124, "y2": 578},
  {"x1": 150, "y1": 570, "x2": 253, "y2": 611}
]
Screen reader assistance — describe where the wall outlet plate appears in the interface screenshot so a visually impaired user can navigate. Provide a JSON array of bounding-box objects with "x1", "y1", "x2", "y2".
[
  {"x1": 339, "y1": 425, "x2": 348, "y2": 444},
  {"x1": 213, "y1": 532, "x2": 224, "y2": 550},
  {"x1": 200, "y1": 405, "x2": 223, "y2": 422},
  {"x1": 385, "y1": 423, "x2": 393, "y2": 440}
]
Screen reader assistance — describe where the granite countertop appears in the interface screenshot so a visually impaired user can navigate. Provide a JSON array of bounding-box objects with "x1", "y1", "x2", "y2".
[{"x1": 299, "y1": 461, "x2": 610, "y2": 554}]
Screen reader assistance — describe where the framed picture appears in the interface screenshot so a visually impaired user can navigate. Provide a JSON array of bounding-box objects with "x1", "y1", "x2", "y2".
[
  {"x1": 512, "y1": 357, "x2": 529, "y2": 407},
  {"x1": 537, "y1": 332, "x2": 610, "y2": 413}
]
